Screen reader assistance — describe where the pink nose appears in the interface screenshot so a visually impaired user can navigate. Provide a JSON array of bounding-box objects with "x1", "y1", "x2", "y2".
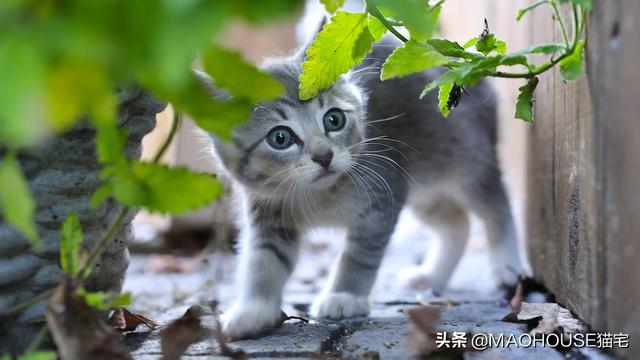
[{"x1": 311, "y1": 151, "x2": 333, "y2": 169}]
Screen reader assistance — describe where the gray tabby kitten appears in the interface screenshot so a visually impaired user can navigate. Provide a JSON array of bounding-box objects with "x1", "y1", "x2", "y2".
[{"x1": 208, "y1": 39, "x2": 524, "y2": 339}]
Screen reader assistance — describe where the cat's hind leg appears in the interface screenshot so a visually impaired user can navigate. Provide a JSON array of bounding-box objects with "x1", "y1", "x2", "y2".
[{"x1": 399, "y1": 195, "x2": 470, "y2": 290}]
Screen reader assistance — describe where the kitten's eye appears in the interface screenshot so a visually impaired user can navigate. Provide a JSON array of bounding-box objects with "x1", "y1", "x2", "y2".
[
  {"x1": 266, "y1": 126, "x2": 295, "y2": 150},
  {"x1": 323, "y1": 108, "x2": 346, "y2": 132}
]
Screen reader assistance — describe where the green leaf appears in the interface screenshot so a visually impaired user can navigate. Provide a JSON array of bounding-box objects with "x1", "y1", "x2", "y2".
[
  {"x1": 516, "y1": 0, "x2": 549, "y2": 21},
  {"x1": 95, "y1": 123, "x2": 127, "y2": 166},
  {"x1": 368, "y1": 0, "x2": 437, "y2": 42},
  {"x1": 560, "y1": 40, "x2": 585, "y2": 81},
  {"x1": 321, "y1": 0, "x2": 345, "y2": 13},
  {"x1": 17, "y1": 351, "x2": 57, "y2": 360},
  {"x1": 78, "y1": 288, "x2": 132, "y2": 311},
  {"x1": 495, "y1": 40, "x2": 507, "y2": 54},
  {"x1": 0, "y1": 151, "x2": 39, "y2": 248},
  {"x1": 515, "y1": 77, "x2": 539, "y2": 123},
  {"x1": 462, "y1": 38, "x2": 478, "y2": 49},
  {"x1": 299, "y1": 12, "x2": 374, "y2": 100},
  {"x1": 514, "y1": 43, "x2": 565, "y2": 56},
  {"x1": 60, "y1": 212, "x2": 83, "y2": 276},
  {"x1": 111, "y1": 162, "x2": 223, "y2": 214},
  {"x1": 380, "y1": 41, "x2": 447, "y2": 80},
  {"x1": 201, "y1": 46, "x2": 284, "y2": 102},
  {"x1": 367, "y1": 15, "x2": 387, "y2": 42},
  {"x1": 558, "y1": 0, "x2": 591, "y2": 11},
  {"x1": 428, "y1": 39, "x2": 479, "y2": 59},
  {"x1": 438, "y1": 81, "x2": 455, "y2": 117},
  {"x1": 90, "y1": 183, "x2": 113, "y2": 209},
  {"x1": 476, "y1": 33, "x2": 498, "y2": 56}
]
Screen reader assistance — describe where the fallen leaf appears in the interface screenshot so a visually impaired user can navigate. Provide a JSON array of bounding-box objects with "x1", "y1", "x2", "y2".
[
  {"x1": 160, "y1": 305, "x2": 212, "y2": 360},
  {"x1": 46, "y1": 279, "x2": 132, "y2": 360},
  {"x1": 108, "y1": 308, "x2": 158, "y2": 332},
  {"x1": 406, "y1": 306, "x2": 440, "y2": 356},
  {"x1": 517, "y1": 302, "x2": 586, "y2": 334}
]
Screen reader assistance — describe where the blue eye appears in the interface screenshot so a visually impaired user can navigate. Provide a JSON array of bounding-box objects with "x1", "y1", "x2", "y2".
[
  {"x1": 266, "y1": 126, "x2": 295, "y2": 149},
  {"x1": 323, "y1": 108, "x2": 346, "y2": 132}
]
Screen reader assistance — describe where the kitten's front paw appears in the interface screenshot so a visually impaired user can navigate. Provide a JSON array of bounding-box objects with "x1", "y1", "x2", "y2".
[
  {"x1": 221, "y1": 300, "x2": 282, "y2": 340},
  {"x1": 311, "y1": 292, "x2": 370, "y2": 320},
  {"x1": 398, "y1": 267, "x2": 446, "y2": 290}
]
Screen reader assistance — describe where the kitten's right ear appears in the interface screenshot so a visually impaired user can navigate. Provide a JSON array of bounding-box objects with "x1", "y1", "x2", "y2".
[
  {"x1": 193, "y1": 69, "x2": 230, "y2": 100},
  {"x1": 295, "y1": 17, "x2": 328, "y2": 62}
]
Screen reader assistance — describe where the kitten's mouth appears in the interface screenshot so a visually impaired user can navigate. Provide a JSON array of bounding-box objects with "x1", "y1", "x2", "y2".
[{"x1": 313, "y1": 169, "x2": 336, "y2": 182}]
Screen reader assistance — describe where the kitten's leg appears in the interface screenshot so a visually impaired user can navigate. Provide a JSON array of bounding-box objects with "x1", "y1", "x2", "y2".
[
  {"x1": 311, "y1": 213, "x2": 397, "y2": 320},
  {"x1": 221, "y1": 224, "x2": 299, "y2": 339},
  {"x1": 399, "y1": 197, "x2": 470, "y2": 290},
  {"x1": 467, "y1": 172, "x2": 524, "y2": 287}
]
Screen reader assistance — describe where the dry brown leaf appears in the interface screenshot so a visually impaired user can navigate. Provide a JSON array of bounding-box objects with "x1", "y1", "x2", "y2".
[
  {"x1": 160, "y1": 305, "x2": 212, "y2": 360},
  {"x1": 406, "y1": 306, "x2": 440, "y2": 356},
  {"x1": 46, "y1": 279, "x2": 132, "y2": 360},
  {"x1": 108, "y1": 308, "x2": 158, "y2": 332},
  {"x1": 517, "y1": 302, "x2": 586, "y2": 334}
]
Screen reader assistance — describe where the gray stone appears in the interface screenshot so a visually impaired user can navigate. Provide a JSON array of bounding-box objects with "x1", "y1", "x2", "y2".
[{"x1": 0, "y1": 88, "x2": 166, "y2": 354}]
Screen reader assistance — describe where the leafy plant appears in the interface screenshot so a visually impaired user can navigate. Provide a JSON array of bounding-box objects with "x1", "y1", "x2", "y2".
[{"x1": 305, "y1": 0, "x2": 590, "y2": 123}]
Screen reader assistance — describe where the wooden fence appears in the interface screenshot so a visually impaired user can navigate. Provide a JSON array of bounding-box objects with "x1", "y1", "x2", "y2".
[{"x1": 527, "y1": 1, "x2": 640, "y2": 358}]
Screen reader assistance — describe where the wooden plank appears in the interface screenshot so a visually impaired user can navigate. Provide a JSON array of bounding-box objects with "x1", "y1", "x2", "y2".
[{"x1": 527, "y1": 1, "x2": 639, "y2": 357}]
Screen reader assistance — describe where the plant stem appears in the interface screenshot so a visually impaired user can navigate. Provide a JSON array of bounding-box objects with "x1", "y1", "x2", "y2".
[
  {"x1": 25, "y1": 324, "x2": 49, "y2": 353},
  {"x1": 79, "y1": 208, "x2": 130, "y2": 281},
  {"x1": 551, "y1": 1, "x2": 571, "y2": 48},
  {"x1": 368, "y1": 5, "x2": 409, "y2": 43},
  {"x1": 152, "y1": 110, "x2": 181, "y2": 163},
  {"x1": 3, "y1": 289, "x2": 54, "y2": 317}
]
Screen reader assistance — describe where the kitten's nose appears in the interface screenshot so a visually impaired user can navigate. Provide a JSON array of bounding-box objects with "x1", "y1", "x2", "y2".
[{"x1": 311, "y1": 151, "x2": 333, "y2": 169}]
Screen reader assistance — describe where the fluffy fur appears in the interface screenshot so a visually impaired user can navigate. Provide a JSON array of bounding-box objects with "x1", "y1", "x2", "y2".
[{"x1": 208, "y1": 39, "x2": 524, "y2": 339}]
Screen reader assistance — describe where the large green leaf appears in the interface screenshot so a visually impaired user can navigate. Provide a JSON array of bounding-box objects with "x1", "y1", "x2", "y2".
[
  {"x1": 299, "y1": 12, "x2": 374, "y2": 100},
  {"x1": 380, "y1": 41, "x2": 447, "y2": 80},
  {"x1": 515, "y1": 77, "x2": 539, "y2": 123},
  {"x1": 202, "y1": 46, "x2": 284, "y2": 102},
  {"x1": 560, "y1": 40, "x2": 585, "y2": 81},
  {"x1": 60, "y1": 212, "x2": 83, "y2": 276},
  {"x1": 111, "y1": 162, "x2": 223, "y2": 215},
  {"x1": 0, "y1": 151, "x2": 39, "y2": 248}
]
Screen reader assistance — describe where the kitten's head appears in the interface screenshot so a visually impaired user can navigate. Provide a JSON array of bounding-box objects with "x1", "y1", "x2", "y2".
[{"x1": 210, "y1": 53, "x2": 367, "y2": 198}]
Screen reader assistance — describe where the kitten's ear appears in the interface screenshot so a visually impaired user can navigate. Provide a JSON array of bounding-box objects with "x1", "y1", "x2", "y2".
[
  {"x1": 193, "y1": 69, "x2": 231, "y2": 100},
  {"x1": 295, "y1": 17, "x2": 328, "y2": 62}
]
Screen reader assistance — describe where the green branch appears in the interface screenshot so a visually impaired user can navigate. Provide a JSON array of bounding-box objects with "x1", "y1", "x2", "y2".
[{"x1": 368, "y1": 5, "x2": 409, "y2": 43}]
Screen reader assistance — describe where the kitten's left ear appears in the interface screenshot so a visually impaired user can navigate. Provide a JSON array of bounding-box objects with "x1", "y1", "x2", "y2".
[{"x1": 295, "y1": 17, "x2": 328, "y2": 62}]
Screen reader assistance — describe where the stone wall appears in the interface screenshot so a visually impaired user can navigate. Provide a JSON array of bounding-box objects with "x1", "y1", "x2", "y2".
[{"x1": 0, "y1": 89, "x2": 165, "y2": 353}]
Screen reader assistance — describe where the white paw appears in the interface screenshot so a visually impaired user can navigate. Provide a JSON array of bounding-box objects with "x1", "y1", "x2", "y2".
[
  {"x1": 311, "y1": 292, "x2": 370, "y2": 320},
  {"x1": 221, "y1": 300, "x2": 281, "y2": 340},
  {"x1": 397, "y1": 267, "x2": 446, "y2": 290}
]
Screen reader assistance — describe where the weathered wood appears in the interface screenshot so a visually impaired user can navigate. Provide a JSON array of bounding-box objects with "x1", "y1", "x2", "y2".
[{"x1": 527, "y1": 1, "x2": 640, "y2": 357}]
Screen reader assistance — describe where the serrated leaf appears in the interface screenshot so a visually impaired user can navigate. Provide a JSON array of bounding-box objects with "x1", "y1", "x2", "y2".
[
  {"x1": 321, "y1": 0, "x2": 345, "y2": 13},
  {"x1": 495, "y1": 40, "x2": 507, "y2": 54},
  {"x1": 111, "y1": 162, "x2": 223, "y2": 214},
  {"x1": 299, "y1": 12, "x2": 373, "y2": 100},
  {"x1": 476, "y1": 33, "x2": 498, "y2": 55},
  {"x1": 0, "y1": 151, "x2": 39, "y2": 248},
  {"x1": 381, "y1": 41, "x2": 447, "y2": 80},
  {"x1": 368, "y1": 0, "x2": 437, "y2": 42},
  {"x1": 368, "y1": 15, "x2": 387, "y2": 41},
  {"x1": 516, "y1": 0, "x2": 548, "y2": 21},
  {"x1": 428, "y1": 39, "x2": 479, "y2": 59},
  {"x1": 560, "y1": 40, "x2": 585, "y2": 81},
  {"x1": 438, "y1": 81, "x2": 454, "y2": 117},
  {"x1": 60, "y1": 212, "x2": 83, "y2": 276},
  {"x1": 421, "y1": 65, "x2": 469, "y2": 97},
  {"x1": 17, "y1": 351, "x2": 57, "y2": 360},
  {"x1": 201, "y1": 46, "x2": 284, "y2": 102},
  {"x1": 515, "y1": 77, "x2": 539, "y2": 123}
]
